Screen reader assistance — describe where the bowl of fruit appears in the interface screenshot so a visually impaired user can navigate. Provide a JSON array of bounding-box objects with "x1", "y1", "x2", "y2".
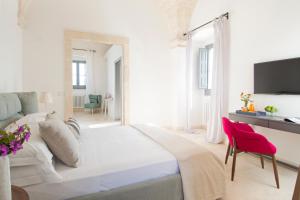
[{"x1": 264, "y1": 105, "x2": 278, "y2": 116}]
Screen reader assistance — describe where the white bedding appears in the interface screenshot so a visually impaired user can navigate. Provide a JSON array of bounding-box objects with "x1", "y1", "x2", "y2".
[{"x1": 25, "y1": 126, "x2": 179, "y2": 200}]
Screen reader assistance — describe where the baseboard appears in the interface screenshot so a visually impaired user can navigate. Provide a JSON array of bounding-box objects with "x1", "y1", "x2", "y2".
[
  {"x1": 73, "y1": 107, "x2": 84, "y2": 112},
  {"x1": 164, "y1": 125, "x2": 207, "y2": 131}
]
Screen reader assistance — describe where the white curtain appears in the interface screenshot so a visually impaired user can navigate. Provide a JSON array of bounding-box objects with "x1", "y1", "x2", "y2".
[
  {"x1": 206, "y1": 16, "x2": 230, "y2": 143},
  {"x1": 185, "y1": 33, "x2": 194, "y2": 131},
  {"x1": 85, "y1": 51, "x2": 95, "y2": 103}
]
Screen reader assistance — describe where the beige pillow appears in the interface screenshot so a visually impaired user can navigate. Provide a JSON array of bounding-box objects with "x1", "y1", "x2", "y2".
[
  {"x1": 46, "y1": 112, "x2": 81, "y2": 139},
  {"x1": 39, "y1": 119, "x2": 80, "y2": 167}
]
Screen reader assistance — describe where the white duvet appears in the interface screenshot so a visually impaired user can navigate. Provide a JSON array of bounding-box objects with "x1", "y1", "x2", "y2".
[{"x1": 25, "y1": 126, "x2": 179, "y2": 200}]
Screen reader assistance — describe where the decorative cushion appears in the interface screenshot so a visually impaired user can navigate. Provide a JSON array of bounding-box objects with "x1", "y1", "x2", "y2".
[
  {"x1": 39, "y1": 118, "x2": 80, "y2": 167},
  {"x1": 0, "y1": 93, "x2": 22, "y2": 120},
  {"x1": 16, "y1": 92, "x2": 39, "y2": 115},
  {"x1": 46, "y1": 111, "x2": 59, "y2": 120},
  {"x1": 65, "y1": 118, "x2": 81, "y2": 139},
  {"x1": 46, "y1": 112, "x2": 81, "y2": 139}
]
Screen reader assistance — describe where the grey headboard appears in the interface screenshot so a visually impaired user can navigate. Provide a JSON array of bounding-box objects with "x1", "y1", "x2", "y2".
[{"x1": 0, "y1": 92, "x2": 39, "y2": 129}]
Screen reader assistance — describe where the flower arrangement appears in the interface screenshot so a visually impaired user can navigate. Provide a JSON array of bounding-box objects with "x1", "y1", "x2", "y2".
[
  {"x1": 240, "y1": 92, "x2": 253, "y2": 111},
  {"x1": 0, "y1": 124, "x2": 31, "y2": 157}
]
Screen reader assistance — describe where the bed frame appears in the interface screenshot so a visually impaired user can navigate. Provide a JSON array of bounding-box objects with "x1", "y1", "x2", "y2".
[
  {"x1": 0, "y1": 92, "x2": 38, "y2": 129},
  {"x1": 69, "y1": 174, "x2": 183, "y2": 200}
]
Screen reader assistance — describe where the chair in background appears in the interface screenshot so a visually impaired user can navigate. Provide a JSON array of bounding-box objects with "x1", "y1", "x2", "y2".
[
  {"x1": 84, "y1": 94, "x2": 102, "y2": 115},
  {"x1": 222, "y1": 117, "x2": 280, "y2": 188}
]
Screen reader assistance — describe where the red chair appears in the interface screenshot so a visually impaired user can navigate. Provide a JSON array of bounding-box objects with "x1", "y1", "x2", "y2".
[{"x1": 222, "y1": 117, "x2": 279, "y2": 188}]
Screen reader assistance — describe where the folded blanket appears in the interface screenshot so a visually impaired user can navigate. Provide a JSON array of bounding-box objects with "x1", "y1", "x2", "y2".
[{"x1": 133, "y1": 125, "x2": 226, "y2": 200}]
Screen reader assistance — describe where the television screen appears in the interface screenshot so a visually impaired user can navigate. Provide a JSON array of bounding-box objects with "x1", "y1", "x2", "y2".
[{"x1": 254, "y1": 57, "x2": 300, "y2": 94}]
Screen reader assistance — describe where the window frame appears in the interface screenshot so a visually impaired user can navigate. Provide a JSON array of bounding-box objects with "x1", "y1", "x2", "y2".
[
  {"x1": 205, "y1": 44, "x2": 214, "y2": 95},
  {"x1": 198, "y1": 44, "x2": 213, "y2": 96},
  {"x1": 72, "y1": 60, "x2": 87, "y2": 90}
]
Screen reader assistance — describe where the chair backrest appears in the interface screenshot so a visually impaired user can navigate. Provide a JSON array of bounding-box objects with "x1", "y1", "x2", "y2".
[
  {"x1": 89, "y1": 95, "x2": 101, "y2": 104},
  {"x1": 222, "y1": 117, "x2": 235, "y2": 146}
]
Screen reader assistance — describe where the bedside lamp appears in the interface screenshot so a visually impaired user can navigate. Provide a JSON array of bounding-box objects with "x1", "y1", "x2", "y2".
[{"x1": 39, "y1": 92, "x2": 53, "y2": 112}]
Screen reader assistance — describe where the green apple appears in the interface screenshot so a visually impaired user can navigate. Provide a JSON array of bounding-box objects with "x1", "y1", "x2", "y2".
[{"x1": 264, "y1": 105, "x2": 278, "y2": 113}]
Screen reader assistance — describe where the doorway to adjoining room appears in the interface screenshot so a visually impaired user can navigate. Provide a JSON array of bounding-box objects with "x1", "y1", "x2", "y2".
[{"x1": 71, "y1": 40, "x2": 123, "y2": 128}]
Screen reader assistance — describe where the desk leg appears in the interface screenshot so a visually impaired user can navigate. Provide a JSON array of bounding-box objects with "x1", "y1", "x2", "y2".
[
  {"x1": 293, "y1": 166, "x2": 300, "y2": 200},
  {"x1": 225, "y1": 143, "x2": 231, "y2": 164}
]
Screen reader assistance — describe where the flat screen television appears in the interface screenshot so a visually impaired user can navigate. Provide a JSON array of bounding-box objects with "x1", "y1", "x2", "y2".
[{"x1": 254, "y1": 57, "x2": 300, "y2": 94}]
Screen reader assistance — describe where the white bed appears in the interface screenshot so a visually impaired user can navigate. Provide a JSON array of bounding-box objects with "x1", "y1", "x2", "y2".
[{"x1": 25, "y1": 126, "x2": 179, "y2": 200}]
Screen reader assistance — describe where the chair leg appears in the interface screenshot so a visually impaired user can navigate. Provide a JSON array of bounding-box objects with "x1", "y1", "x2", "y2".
[
  {"x1": 272, "y1": 155, "x2": 280, "y2": 189},
  {"x1": 231, "y1": 147, "x2": 237, "y2": 181},
  {"x1": 225, "y1": 143, "x2": 231, "y2": 164},
  {"x1": 260, "y1": 155, "x2": 264, "y2": 169}
]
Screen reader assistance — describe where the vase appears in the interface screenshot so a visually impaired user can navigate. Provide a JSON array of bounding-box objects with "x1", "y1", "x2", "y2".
[{"x1": 0, "y1": 156, "x2": 12, "y2": 200}]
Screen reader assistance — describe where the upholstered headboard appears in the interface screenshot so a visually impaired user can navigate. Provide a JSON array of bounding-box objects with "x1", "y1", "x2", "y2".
[{"x1": 0, "y1": 92, "x2": 39, "y2": 129}]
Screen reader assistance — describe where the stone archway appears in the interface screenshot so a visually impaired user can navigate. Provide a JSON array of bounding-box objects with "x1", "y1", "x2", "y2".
[
  {"x1": 158, "y1": 0, "x2": 199, "y2": 47},
  {"x1": 64, "y1": 30, "x2": 130, "y2": 125}
]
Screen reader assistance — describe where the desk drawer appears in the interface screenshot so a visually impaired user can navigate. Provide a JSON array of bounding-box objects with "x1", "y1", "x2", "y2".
[
  {"x1": 269, "y1": 121, "x2": 300, "y2": 134},
  {"x1": 229, "y1": 114, "x2": 268, "y2": 127}
]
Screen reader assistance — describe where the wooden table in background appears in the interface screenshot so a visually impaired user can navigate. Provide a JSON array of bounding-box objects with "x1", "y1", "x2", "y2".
[{"x1": 12, "y1": 185, "x2": 29, "y2": 200}]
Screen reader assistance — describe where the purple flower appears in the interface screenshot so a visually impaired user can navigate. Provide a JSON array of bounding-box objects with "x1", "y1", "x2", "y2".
[
  {"x1": 0, "y1": 124, "x2": 30, "y2": 157},
  {"x1": 24, "y1": 132, "x2": 31, "y2": 142},
  {"x1": 18, "y1": 126, "x2": 24, "y2": 133},
  {"x1": 10, "y1": 141, "x2": 23, "y2": 155},
  {"x1": 0, "y1": 144, "x2": 8, "y2": 156}
]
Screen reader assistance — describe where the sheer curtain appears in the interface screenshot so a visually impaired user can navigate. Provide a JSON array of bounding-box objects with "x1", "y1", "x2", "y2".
[
  {"x1": 185, "y1": 33, "x2": 198, "y2": 132},
  {"x1": 206, "y1": 16, "x2": 230, "y2": 143},
  {"x1": 85, "y1": 51, "x2": 95, "y2": 103}
]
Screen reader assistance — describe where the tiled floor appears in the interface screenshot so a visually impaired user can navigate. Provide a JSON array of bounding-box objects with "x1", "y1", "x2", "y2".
[
  {"x1": 176, "y1": 129, "x2": 298, "y2": 200},
  {"x1": 73, "y1": 110, "x2": 121, "y2": 129}
]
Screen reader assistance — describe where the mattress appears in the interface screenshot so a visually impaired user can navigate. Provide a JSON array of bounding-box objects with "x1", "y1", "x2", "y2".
[{"x1": 25, "y1": 126, "x2": 179, "y2": 200}]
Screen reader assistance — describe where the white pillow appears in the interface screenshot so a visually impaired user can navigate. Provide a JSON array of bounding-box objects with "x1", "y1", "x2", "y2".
[
  {"x1": 6, "y1": 113, "x2": 62, "y2": 185},
  {"x1": 7, "y1": 113, "x2": 49, "y2": 167},
  {"x1": 11, "y1": 165, "x2": 44, "y2": 187},
  {"x1": 6, "y1": 112, "x2": 47, "y2": 129},
  {"x1": 10, "y1": 159, "x2": 62, "y2": 187}
]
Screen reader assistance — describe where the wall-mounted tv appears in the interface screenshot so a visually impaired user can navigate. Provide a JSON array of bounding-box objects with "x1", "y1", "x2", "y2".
[{"x1": 254, "y1": 57, "x2": 300, "y2": 94}]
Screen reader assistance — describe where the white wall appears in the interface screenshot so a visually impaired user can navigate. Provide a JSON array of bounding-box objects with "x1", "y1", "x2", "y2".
[
  {"x1": 191, "y1": 0, "x2": 300, "y2": 165},
  {"x1": 23, "y1": 0, "x2": 175, "y2": 126},
  {"x1": 104, "y1": 45, "x2": 122, "y2": 120},
  {"x1": 192, "y1": 0, "x2": 300, "y2": 117},
  {"x1": 0, "y1": 0, "x2": 23, "y2": 92}
]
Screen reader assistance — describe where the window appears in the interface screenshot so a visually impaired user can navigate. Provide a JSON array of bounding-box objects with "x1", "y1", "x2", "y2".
[
  {"x1": 198, "y1": 44, "x2": 214, "y2": 94},
  {"x1": 72, "y1": 60, "x2": 87, "y2": 89},
  {"x1": 207, "y1": 45, "x2": 214, "y2": 90}
]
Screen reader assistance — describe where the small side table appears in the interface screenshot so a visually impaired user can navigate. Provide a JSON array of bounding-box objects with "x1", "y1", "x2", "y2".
[
  {"x1": 12, "y1": 185, "x2": 29, "y2": 200},
  {"x1": 102, "y1": 97, "x2": 113, "y2": 116}
]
